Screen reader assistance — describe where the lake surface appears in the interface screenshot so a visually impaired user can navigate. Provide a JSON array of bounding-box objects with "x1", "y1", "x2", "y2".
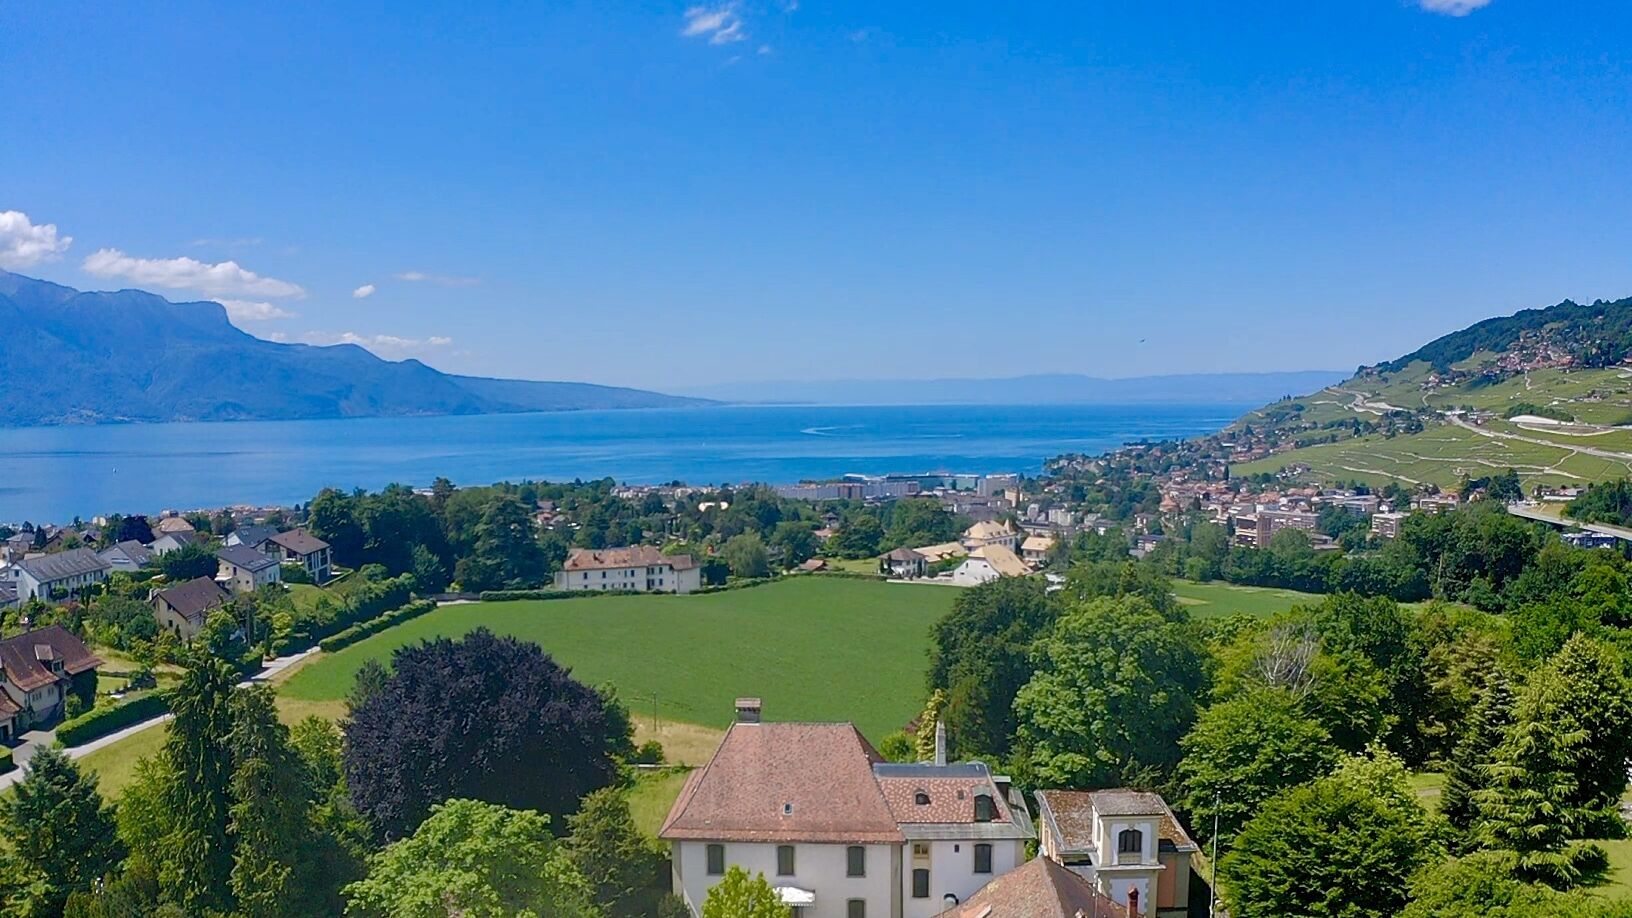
[{"x1": 0, "y1": 403, "x2": 1247, "y2": 522}]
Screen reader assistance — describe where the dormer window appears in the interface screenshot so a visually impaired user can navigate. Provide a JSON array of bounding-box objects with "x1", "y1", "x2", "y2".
[
  {"x1": 973, "y1": 793, "x2": 996, "y2": 822},
  {"x1": 782, "y1": 802, "x2": 794, "y2": 816},
  {"x1": 1118, "y1": 828, "x2": 1143, "y2": 856},
  {"x1": 915, "y1": 791, "x2": 931, "y2": 806}
]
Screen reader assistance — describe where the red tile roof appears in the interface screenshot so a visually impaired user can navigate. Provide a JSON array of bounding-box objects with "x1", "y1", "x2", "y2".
[
  {"x1": 660, "y1": 722, "x2": 903, "y2": 844},
  {"x1": 877, "y1": 776, "x2": 1013, "y2": 825},
  {"x1": 939, "y1": 856, "x2": 1122, "y2": 917},
  {"x1": 562, "y1": 546, "x2": 696, "y2": 572},
  {"x1": 0, "y1": 625, "x2": 102, "y2": 693}
]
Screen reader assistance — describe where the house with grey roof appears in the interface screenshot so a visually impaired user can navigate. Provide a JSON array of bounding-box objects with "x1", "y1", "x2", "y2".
[
  {"x1": 216, "y1": 545, "x2": 281, "y2": 594},
  {"x1": 660, "y1": 705, "x2": 1033, "y2": 917},
  {"x1": 14, "y1": 548, "x2": 111, "y2": 601},
  {"x1": 150, "y1": 530, "x2": 199, "y2": 557},
  {"x1": 98, "y1": 539, "x2": 154, "y2": 573},
  {"x1": 152, "y1": 576, "x2": 233, "y2": 641},
  {"x1": 268, "y1": 529, "x2": 333, "y2": 582},
  {"x1": 226, "y1": 524, "x2": 280, "y2": 552}
]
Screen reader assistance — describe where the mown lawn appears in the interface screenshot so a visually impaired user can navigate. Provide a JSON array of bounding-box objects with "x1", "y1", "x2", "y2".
[
  {"x1": 1171, "y1": 580, "x2": 1321, "y2": 619},
  {"x1": 281, "y1": 577, "x2": 955, "y2": 740},
  {"x1": 76, "y1": 720, "x2": 168, "y2": 799},
  {"x1": 628, "y1": 769, "x2": 693, "y2": 838}
]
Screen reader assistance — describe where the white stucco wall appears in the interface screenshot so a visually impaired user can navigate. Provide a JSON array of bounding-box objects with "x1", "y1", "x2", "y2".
[
  {"x1": 674, "y1": 840, "x2": 896, "y2": 918},
  {"x1": 900, "y1": 838, "x2": 1025, "y2": 918}
]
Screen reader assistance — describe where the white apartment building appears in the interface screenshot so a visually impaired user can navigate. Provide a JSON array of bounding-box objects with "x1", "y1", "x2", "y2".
[
  {"x1": 661, "y1": 705, "x2": 1034, "y2": 917},
  {"x1": 12, "y1": 548, "x2": 111, "y2": 601},
  {"x1": 553, "y1": 546, "x2": 701, "y2": 594}
]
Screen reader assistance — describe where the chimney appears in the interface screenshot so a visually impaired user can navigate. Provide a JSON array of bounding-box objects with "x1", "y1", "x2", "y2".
[
  {"x1": 735, "y1": 697, "x2": 762, "y2": 724},
  {"x1": 934, "y1": 720, "x2": 947, "y2": 766},
  {"x1": 1127, "y1": 888, "x2": 1140, "y2": 918}
]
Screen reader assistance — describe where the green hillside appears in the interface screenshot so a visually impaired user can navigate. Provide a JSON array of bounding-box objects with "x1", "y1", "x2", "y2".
[{"x1": 1226, "y1": 296, "x2": 1632, "y2": 490}]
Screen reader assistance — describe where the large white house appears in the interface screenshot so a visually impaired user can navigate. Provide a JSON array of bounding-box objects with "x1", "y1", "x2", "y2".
[
  {"x1": 554, "y1": 546, "x2": 700, "y2": 594},
  {"x1": 660, "y1": 703, "x2": 1033, "y2": 917},
  {"x1": 949, "y1": 545, "x2": 1029, "y2": 587},
  {"x1": 961, "y1": 520, "x2": 1019, "y2": 552},
  {"x1": 12, "y1": 548, "x2": 111, "y2": 601},
  {"x1": 1034, "y1": 789, "x2": 1199, "y2": 918}
]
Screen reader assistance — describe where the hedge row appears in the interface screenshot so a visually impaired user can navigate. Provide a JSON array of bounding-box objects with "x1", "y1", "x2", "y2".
[
  {"x1": 57, "y1": 692, "x2": 172, "y2": 747},
  {"x1": 318, "y1": 599, "x2": 439, "y2": 653},
  {"x1": 0, "y1": 746, "x2": 13, "y2": 775},
  {"x1": 288, "y1": 574, "x2": 417, "y2": 652},
  {"x1": 478, "y1": 589, "x2": 644, "y2": 602},
  {"x1": 809, "y1": 570, "x2": 887, "y2": 581}
]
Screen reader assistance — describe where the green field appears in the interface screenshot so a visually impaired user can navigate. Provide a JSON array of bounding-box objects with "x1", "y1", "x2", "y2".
[
  {"x1": 1171, "y1": 580, "x2": 1321, "y2": 619},
  {"x1": 281, "y1": 577, "x2": 955, "y2": 740}
]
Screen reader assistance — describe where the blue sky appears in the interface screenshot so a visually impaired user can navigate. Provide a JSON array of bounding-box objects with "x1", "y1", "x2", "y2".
[{"x1": 3, "y1": 1, "x2": 1631, "y2": 390}]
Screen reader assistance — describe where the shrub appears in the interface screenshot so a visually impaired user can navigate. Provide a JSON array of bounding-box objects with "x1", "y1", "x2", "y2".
[
  {"x1": 56, "y1": 692, "x2": 171, "y2": 747},
  {"x1": 318, "y1": 599, "x2": 439, "y2": 653},
  {"x1": 0, "y1": 746, "x2": 13, "y2": 774}
]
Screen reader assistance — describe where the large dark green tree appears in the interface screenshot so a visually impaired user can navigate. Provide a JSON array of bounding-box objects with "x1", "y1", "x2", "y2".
[
  {"x1": 160, "y1": 653, "x2": 240, "y2": 914},
  {"x1": 926, "y1": 577, "x2": 1056, "y2": 759},
  {"x1": 1014, "y1": 595, "x2": 1208, "y2": 787},
  {"x1": 1177, "y1": 688, "x2": 1338, "y2": 849},
  {"x1": 344, "y1": 629, "x2": 629, "y2": 839},
  {"x1": 565, "y1": 787, "x2": 667, "y2": 917},
  {"x1": 229, "y1": 685, "x2": 317, "y2": 917},
  {"x1": 1440, "y1": 673, "x2": 1515, "y2": 837},
  {"x1": 0, "y1": 746, "x2": 124, "y2": 915},
  {"x1": 453, "y1": 496, "x2": 547, "y2": 591},
  {"x1": 1219, "y1": 754, "x2": 1443, "y2": 918}
]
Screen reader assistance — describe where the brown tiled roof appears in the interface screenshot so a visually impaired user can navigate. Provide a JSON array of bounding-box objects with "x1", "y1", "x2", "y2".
[
  {"x1": 877, "y1": 775, "x2": 1013, "y2": 825},
  {"x1": 0, "y1": 625, "x2": 102, "y2": 693},
  {"x1": 0, "y1": 691, "x2": 20, "y2": 720},
  {"x1": 883, "y1": 547, "x2": 924, "y2": 562},
  {"x1": 563, "y1": 546, "x2": 695, "y2": 572},
  {"x1": 659, "y1": 722, "x2": 903, "y2": 844},
  {"x1": 154, "y1": 576, "x2": 232, "y2": 626},
  {"x1": 939, "y1": 856, "x2": 1122, "y2": 917},
  {"x1": 1037, "y1": 789, "x2": 1198, "y2": 854}
]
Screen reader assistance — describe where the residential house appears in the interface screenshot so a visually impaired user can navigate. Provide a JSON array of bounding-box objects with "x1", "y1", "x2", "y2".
[
  {"x1": 554, "y1": 546, "x2": 701, "y2": 594},
  {"x1": 660, "y1": 705, "x2": 1033, "y2": 918},
  {"x1": 98, "y1": 539, "x2": 154, "y2": 573},
  {"x1": 154, "y1": 515, "x2": 197, "y2": 536},
  {"x1": 2, "y1": 532, "x2": 36, "y2": 564},
  {"x1": 0, "y1": 580, "x2": 17, "y2": 611},
  {"x1": 216, "y1": 545, "x2": 282, "y2": 594},
  {"x1": 13, "y1": 548, "x2": 111, "y2": 601},
  {"x1": 1033, "y1": 789, "x2": 1199, "y2": 918},
  {"x1": 935, "y1": 856, "x2": 1123, "y2": 918},
  {"x1": 152, "y1": 576, "x2": 233, "y2": 641},
  {"x1": 962, "y1": 521, "x2": 1019, "y2": 552},
  {"x1": 0, "y1": 625, "x2": 103, "y2": 741},
  {"x1": 950, "y1": 545, "x2": 1029, "y2": 588},
  {"x1": 150, "y1": 530, "x2": 199, "y2": 557},
  {"x1": 268, "y1": 529, "x2": 333, "y2": 581},
  {"x1": 882, "y1": 547, "x2": 927, "y2": 579},
  {"x1": 225, "y1": 524, "x2": 280, "y2": 551},
  {"x1": 1020, "y1": 535, "x2": 1056, "y2": 567}
]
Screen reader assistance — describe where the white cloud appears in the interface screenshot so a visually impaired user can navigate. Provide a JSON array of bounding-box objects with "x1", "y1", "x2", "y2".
[
  {"x1": 83, "y1": 248, "x2": 306, "y2": 299},
  {"x1": 217, "y1": 299, "x2": 297, "y2": 322},
  {"x1": 295, "y1": 330, "x2": 455, "y2": 360},
  {"x1": 1417, "y1": 0, "x2": 1492, "y2": 15},
  {"x1": 0, "y1": 211, "x2": 73, "y2": 269},
  {"x1": 682, "y1": 4, "x2": 747, "y2": 44},
  {"x1": 395, "y1": 270, "x2": 478, "y2": 287},
  {"x1": 757, "y1": 44, "x2": 773, "y2": 55},
  {"x1": 352, "y1": 283, "x2": 377, "y2": 299}
]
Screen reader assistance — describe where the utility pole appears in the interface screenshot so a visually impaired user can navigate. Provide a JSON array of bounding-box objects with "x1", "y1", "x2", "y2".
[{"x1": 1209, "y1": 792, "x2": 1221, "y2": 918}]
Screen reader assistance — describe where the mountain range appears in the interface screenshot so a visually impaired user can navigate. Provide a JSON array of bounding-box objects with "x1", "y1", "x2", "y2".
[
  {"x1": 0, "y1": 270, "x2": 707, "y2": 426},
  {"x1": 678, "y1": 371, "x2": 1350, "y2": 406}
]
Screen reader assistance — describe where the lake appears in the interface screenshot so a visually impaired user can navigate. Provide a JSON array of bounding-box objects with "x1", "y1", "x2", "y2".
[{"x1": 0, "y1": 403, "x2": 1248, "y2": 522}]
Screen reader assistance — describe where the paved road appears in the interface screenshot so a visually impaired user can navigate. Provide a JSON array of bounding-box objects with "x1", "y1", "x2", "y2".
[
  {"x1": 0, "y1": 645, "x2": 321, "y2": 789},
  {"x1": 1447, "y1": 413, "x2": 1632, "y2": 466}
]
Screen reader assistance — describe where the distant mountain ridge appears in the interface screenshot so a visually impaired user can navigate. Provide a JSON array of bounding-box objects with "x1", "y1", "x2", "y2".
[
  {"x1": 0, "y1": 270, "x2": 707, "y2": 426},
  {"x1": 680, "y1": 371, "x2": 1349, "y2": 406}
]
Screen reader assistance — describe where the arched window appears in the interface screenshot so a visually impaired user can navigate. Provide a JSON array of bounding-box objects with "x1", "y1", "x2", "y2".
[
  {"x1": 973, "y1": 793, "x2": 996, "y2": 822},
  {"x1": 1118, "y1": 828, "x2": 1143, "y2": 856},
  {"x1": 915, "y1": 791, "x2": 931, "y2": 806}
]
